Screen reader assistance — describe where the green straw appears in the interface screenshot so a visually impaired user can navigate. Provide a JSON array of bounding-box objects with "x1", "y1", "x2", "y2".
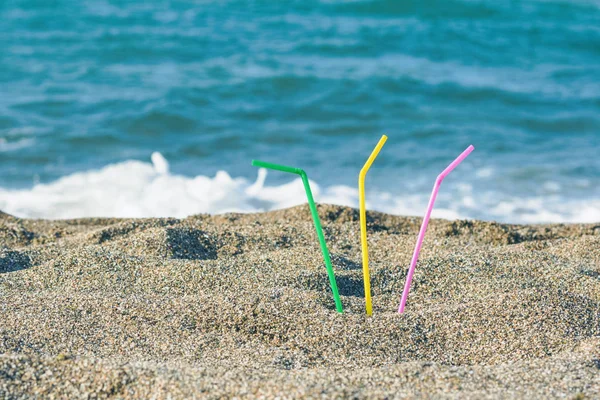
[{"x1": 252, "y1": 160, "x2": 343, "y2": 313}]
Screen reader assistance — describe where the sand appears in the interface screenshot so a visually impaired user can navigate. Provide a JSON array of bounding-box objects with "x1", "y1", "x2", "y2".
[{"x1": 1, "y1": 205, "x2": 599, "y2": 399}]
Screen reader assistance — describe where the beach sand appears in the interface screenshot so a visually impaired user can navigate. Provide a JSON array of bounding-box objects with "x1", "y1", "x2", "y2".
[{"x1": 1, "y1": 205, "x2": 599, "y2": 399}]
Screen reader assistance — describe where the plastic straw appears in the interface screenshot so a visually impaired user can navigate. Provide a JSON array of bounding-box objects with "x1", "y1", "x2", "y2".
[
  {"x1": 398, "y1": 145, "x2": 474, "y2": 314},
  {"x1": 359, "y1": 135, "x2": 388, "y2": 316},
  {"x1": 251, "y1": 160, "x2": 344, "y2": 313}
]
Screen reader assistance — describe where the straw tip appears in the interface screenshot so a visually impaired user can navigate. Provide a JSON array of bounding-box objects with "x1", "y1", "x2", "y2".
[{"x1": 251, "y1": 160, "x2": 260, "y2": 166}]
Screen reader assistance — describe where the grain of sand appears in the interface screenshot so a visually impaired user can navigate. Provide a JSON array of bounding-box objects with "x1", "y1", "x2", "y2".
[{"x1": 1, "y1": 205, "x2": 599, "y2": 399}]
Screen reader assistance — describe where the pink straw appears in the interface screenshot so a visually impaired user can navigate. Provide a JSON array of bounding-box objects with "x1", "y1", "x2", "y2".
[{"x1": 398, "y1": 145, "x2": 474, "y2": 314}]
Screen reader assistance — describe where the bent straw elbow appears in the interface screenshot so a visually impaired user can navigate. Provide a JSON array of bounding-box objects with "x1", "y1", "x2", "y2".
[
  {"x1": 435, "y1": 174, "x2": 445, "y2": 187},
  {"x1": 359, "y1": 168, "x2": 369, "y2": 182}
]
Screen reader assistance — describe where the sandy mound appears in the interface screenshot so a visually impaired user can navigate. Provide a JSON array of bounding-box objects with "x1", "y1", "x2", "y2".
[{"x1": 1, "y1": 205, "x2": 599, "y2": 398}]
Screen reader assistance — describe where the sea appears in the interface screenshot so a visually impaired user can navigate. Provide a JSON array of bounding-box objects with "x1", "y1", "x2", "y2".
[{"x1": 1, "y1": 0, "x2": 599, "y2": 223}]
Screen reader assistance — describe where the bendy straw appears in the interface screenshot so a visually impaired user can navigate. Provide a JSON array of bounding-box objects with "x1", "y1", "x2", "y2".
[
  {"x1": 359, "y1": 135, "x2": 388, "y2": 316},
  {"x1": 398, "y1": 145, "x2": 474, "y2": 314},
  {"x1": 251, "y1": 160, "x2": 343, "y2": 313}
]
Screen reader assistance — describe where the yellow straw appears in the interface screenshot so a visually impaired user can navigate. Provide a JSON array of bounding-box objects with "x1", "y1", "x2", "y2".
[{"x1": 359, "y1": 134, "x2": 387, "y2": 316}]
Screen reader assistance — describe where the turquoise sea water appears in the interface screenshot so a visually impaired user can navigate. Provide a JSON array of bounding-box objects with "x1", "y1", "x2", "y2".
[{"x1": 0, "y1": 0, "x2": 599, "y2": 222}]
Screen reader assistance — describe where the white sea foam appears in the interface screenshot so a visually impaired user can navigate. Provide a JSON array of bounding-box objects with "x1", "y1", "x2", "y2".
[{"x1": 0, "y1": 153, "x2": 598, "y2": 223}]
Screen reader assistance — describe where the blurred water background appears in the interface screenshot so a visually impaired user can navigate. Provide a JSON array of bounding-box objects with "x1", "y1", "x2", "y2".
[{"x1": 1, "y1": 0, "x2": 599, "y2": 222}]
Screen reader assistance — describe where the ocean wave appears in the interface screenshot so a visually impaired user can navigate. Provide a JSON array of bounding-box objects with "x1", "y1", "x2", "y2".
[
  {"x1": 0, "y1": 138, "x2": 35, "y2": 152},
  {"x1": 0, "y1": 153, "x2": 598, "y2": 223}
]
